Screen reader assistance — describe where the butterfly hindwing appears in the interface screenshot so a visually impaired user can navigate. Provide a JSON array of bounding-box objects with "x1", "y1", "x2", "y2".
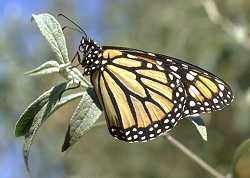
[
  {"x1": 157, "y1": 54, "x2": 234, "y2": 117},
  {"x1": 106, "y1": 46, "x2": 234, "y2": 117}
]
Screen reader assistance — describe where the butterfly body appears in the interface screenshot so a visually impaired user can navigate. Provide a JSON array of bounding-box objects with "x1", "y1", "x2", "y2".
[{"x1": 75, "y1": 37, "x2": 234, "y2": 143}]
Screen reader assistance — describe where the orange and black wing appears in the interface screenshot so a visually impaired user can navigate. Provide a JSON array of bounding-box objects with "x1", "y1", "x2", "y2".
[
  {"x1": 91, "y1": 48, "x2": 186, "y2": 142},
  {"x1": 106, "y1": 46, "x2": 234, "y2": 117},
  {"x1": 91, "y1": 46, "x2": 234, "y2": 142}
]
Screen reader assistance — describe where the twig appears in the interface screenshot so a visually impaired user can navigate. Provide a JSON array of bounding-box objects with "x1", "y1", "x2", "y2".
[
  {"x1": 164, "y1": 134, "x2": 226, "y2": 178},
  {"x1": 92, "y1": 122, "x2": 225, "y2": 177},
  {"x1": 201, "y1": 0, "x2": 250, "y2": 50}
]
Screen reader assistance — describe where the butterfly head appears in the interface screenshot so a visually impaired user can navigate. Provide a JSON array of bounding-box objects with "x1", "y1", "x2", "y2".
[{"x1": 77, "y1": 37, "x2": 103, "y2": 75}]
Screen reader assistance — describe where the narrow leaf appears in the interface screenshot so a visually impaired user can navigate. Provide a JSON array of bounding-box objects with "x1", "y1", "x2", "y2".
[
  {"x1": 231, "y1": 139, "x2": 250, "y2": 178},
  {"x1": 32, "y1": 13, "x2": 69, "y2": 64},
  {"x1": 42, "y1": 82, "x2": 68, "y2": 119},
  {"x1": 190, "y1": 116, "x2": 207, "y2": 141},
  {"x1": 15, "y1": 89, "x2": 52, "y2": 137},
  {"x1": 22, "y1": 92, "x2": 83, "y2": 171},
  {"x1": 25, "y1": 60, "x2": 60, "y2": 76},
  {"x1": 15, "y1": 82, "x2": 80, "y2": 137},
  {"x1": 62, "y1": 89, "x2": 102, "y2": 151},
  {"x1": 23, "y1": 108, "x2": 44, "y2": 172}
]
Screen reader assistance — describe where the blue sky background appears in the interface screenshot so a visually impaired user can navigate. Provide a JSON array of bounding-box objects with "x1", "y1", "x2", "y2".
[{"x1": 0, "y1": 1, "x2": 104, "y2": 178}]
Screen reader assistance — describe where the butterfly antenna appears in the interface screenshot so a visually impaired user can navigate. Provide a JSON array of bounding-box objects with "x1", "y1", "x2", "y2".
[{"x1": 58, "y1": 14, "x2": 88, "y2": 38}]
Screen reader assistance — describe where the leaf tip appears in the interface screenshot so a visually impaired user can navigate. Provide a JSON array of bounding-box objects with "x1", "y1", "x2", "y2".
[
  {"x1": 31, "y1": 14, "x2": 36, "y2": 22},
  {"x1": 190, "y1": 116, "x2": 208, "y2": 142},
  {"x1": 23, "y1": 147, "x2": 31, "y2": 173},
  {"x1": 61, "y1": 126, "x2": 71, "y2": 152}
]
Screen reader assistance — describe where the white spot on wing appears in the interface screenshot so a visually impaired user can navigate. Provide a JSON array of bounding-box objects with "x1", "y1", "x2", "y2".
[
  {"x1": 165, "y1": 125, "x2": 170, "y2": 129},
  {"x1": 157, "y1": 129, "x2": 162, "y2": 133},
  {"x1": 157, "y1": 65, "x2": 164, "y2": 71},
  {"x1": 182, "y1": 64, "x2": 188, "y2": 68},
  {"x1": 169, "y1": 74, "x2": 174, "y2": 80},
  {"x1": 172, "y1": 72, "x2": 181, "y2": 79},
  {"x1": 164, "y1": 119, "x2": 169, "y2": 123},
  {"x1": 186, "y1": 73, "x2": 195, "y2": 81},
  {"x1": 102, "y1": 60, "x2": 107, "y2": 64},
  {"x1": 127, "y1": 54, "x2": 137, "y2": 59},
  {"x1": 170, "y1": 66, "x2": 178, "y2": 71},
  {"x1": 125, "y1": 131, "x2": 130, "y2": 136},
  {"x1": 189, "y1": 100, "x2": 196, "y2": 107},
  {"x1": 189, "y1": 85, "x2": 200, "y2": 95},
  {"x1": 157, "y1": 61, "x2": 163, "y2": 65},
  {"x1": 178, "y1": 87, "x2": 183, "y2": 92},
  {"x1": 215, "y1": 79, "x2": 223, "y2": 84},
  {"x1": 148, "y1": 52, "x2": 156, "y2": 56},
  {"x1": 149, "y1": 134, "x2": 154, "y2": 138},
  {"x1": 213, "y1": 98, "x2": 218, "y2": 103},
  {"x1": 218, "y1": 84, "x2": 225, "y2": 91},
  {"x1": 133, "y1": 135, "x2": 138, "y2": 139},
  {"x1": 147, "y1": 63, "x2": 153, "y2": 68}
]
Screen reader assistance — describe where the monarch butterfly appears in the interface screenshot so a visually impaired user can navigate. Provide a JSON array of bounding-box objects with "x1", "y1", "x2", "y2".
[{"x1": 60, "y1": 15, "x2": 234, "y2": 143}]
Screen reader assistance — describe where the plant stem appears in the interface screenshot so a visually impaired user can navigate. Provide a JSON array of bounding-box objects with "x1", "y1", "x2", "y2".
[
  {"x1": 93, "y1": 122, "x2": 225, "y2": 178},
  {"x1": 164, "y1": 134, "x2": 225, "y2": 178}
]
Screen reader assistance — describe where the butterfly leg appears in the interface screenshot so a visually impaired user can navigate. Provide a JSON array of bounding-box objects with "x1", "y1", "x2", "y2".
[
  {"x1": 69, "y1": 52, "x2": 82, "y2": 69},
  {"x1": 58, "y1": 80, "x2": 81, "y2": 100}
]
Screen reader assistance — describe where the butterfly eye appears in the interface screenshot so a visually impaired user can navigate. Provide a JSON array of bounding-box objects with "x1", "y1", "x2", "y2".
[{"x1": 78, "y1": 44, "x2": 85, "y2": 52}]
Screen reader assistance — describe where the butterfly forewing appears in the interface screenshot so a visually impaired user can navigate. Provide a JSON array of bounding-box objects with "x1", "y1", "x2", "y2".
[{"x1": 91, "y1": 49, "x2": 186, "y2": 142}]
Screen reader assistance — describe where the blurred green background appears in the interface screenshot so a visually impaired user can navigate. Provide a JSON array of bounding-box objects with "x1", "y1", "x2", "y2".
[{"x1": 1, "y1": 0, "x2": 250, "y2": 178}]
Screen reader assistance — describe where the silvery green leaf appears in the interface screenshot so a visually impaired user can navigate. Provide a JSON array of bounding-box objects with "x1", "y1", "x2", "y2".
[
  {"x1": 231, "y1": 138, "x2": 250, "y2": 178},
  {"x1": 42, "y1": 82, "x2": 68, "y2": 118},
  {"x1": 23, "y1": 106, "x2": 45, "y2": 172},
  {"x1": 32, "y1": 13, "x2": 69, "y2": 64},
  {"x1": 62, "y1": 89, "x2": 102, "y2": 151},
  {"x1": 15, "y1": 89, "x2": 52, "y2": 137},
  {"x1": 23, "y1": 91, "x2": 83, "y2": 171},
  {"x1": 25, "y1": 60, "x2": 60, "y2": 76},
  {"x1": 190, "y1": 116, "x2": 207, "y2": 141},
  {"x1": 15, "y1": 82, "x2": 81, "y2": 137}
]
